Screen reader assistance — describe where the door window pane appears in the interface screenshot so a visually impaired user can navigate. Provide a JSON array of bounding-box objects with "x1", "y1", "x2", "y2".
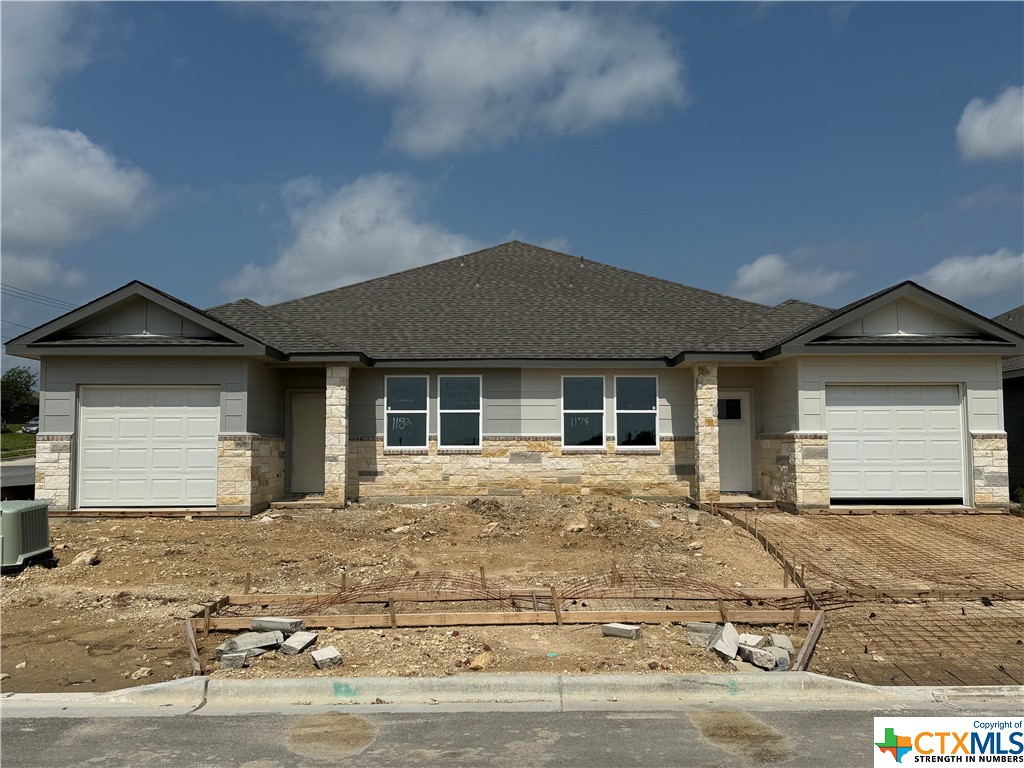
[{"x1": 719, "y1": 398, "x2": 742, "y2": 420}]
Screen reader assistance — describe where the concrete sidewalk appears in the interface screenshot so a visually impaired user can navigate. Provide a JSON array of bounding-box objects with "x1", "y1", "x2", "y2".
[{"x1": 3, "y1": 672, "x2": 1021, "y2": 718}]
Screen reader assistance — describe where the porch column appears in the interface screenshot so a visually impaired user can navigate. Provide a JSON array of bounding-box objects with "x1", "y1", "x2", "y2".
[
  {"x1": 693, "y1": 364, "x2": 721, "y2": 504},
  {"x1": 325, "y1": 365, "x2": 350, "y2": 504}
]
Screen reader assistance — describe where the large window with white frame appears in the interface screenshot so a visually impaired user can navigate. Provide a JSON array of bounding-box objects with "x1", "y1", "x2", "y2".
[
  {"x1": 438, "y1": 375, "x2": 482, "y2": 448},
  {"x1": 615, "y1": 376, "x2": 658, "y2": 448},
  {"x1": 562, "y1": 376, "x2": 605, "y2": 448},
  {"x1": 385, "y1": 375, "x2": 428, "y2": 449}
]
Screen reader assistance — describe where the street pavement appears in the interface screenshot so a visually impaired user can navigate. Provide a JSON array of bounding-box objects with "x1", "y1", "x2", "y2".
[
  {"x1": 3, "y1": 706, "x2": 1011, "y2": 768},
  {"x1": 0, "y1": 458, "x2": 34, "y2": 488}
]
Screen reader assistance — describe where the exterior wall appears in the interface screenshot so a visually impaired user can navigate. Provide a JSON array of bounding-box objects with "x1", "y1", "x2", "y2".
[
  {"x1": 34, "y1": 435, "x2": 72, "y2": 511},
  {"x1": 348, "y1": 437, "x2": 694, "y2": 501},
  {"x1": 40, "y1": 357, "x2": 249, "y2": 435},
  {"x1": 798, "y1": 355, "x2": 1008, "y2": 507},
  {"x1": 759, "y1": 359, "x2": 799, "y2": 435},
  {"x1": 216, "y1": 435, "x2": 285, "y2": 513},
  {"x1": 246, "y1": 360, "x2": 283, "y2": 436},
  {"x1": 972, "y1": 433, "x2": 1010, "y2": 507},
  {"x1": 756, "y1": 433, "x2": 829, "y2": 510},
  {"x1": 1004, "y1": 377, "x2": 1024, "y2": 496}
]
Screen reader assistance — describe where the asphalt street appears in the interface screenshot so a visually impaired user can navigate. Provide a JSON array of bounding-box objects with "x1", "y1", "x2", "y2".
[
  {"x1": 0, "y1": 459, "x2": 34, "y2": 488},
  {"x1": 1, "y1": 707, "x2": 1014, "y2": 768}
]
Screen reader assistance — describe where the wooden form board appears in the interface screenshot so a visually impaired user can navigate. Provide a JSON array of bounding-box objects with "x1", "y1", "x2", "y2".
[{"x1": 191, "y1": 608, "x2": 820, "y2": 632}]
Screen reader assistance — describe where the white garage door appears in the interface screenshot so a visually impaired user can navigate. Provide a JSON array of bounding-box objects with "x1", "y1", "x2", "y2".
[
  {"x1": 826, "y1": 384, "x2": 964, "y2": 501},
  {"x1": 77, "y1": 386, "x2": 219, "y2": 507}
]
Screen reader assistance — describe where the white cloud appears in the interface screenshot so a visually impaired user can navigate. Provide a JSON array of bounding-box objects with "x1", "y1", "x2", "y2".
[
  {"x1": 273, "y1": 3, "x2": 685, "y2": 155},
  {"x1": 224, "y1": 173, "x2": 481, "y2": 303},
  {"x1": 914, "y1": 249, "x2": 1024, "y2": 301},
  {"x1": 956, "y1": 85, "x2": 1024, "y2": 161},
  {"x1": 732, "y1": 253, "x2": 855, "y2": 305},
  {"x1": 2, "y1": 126, "x2": 155, "y2": 257},
  {"x1": 0, "y1": 4, "x2": 157, "y2": 290},
  {"x1": 0, "y1": 3, "x2": 94, "y2": 126}
]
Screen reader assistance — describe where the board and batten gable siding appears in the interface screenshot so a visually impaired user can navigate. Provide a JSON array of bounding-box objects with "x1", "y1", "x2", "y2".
[
  {"x1": 40, "y1": 357, "x2": 248, "y2": 434},
  {"x1": 65, "y1": 296, "x2": 219, "y2": 339},
  {"x1": 348, "y1": 367, "x2": 693, "y2": 439},
  {"x1": 797, "y1": 356, "x2": 1005, "y2": 433}
]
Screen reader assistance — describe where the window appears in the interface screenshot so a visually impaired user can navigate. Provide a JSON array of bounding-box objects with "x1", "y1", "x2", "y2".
[
  {"x1": 562, "y1": 376, "x2": 604, "y2": 448},
  {"x1": 718, "y1": 398, "x2": 742, "y2": 421},
  {"x1": 439, "y1": 375, "x2": 481, "y2": 448},
  {"x1": 615, "y1": 376, "x2": 658, "y2": 448},
  {"x1": 385, "y1": 376, "x2": 428, "y2": 448}
]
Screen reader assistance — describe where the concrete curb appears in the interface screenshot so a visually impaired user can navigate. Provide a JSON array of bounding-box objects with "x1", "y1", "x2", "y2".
[{"x1": 3, "y1": 674, "x2": 1021, "y2": 717}]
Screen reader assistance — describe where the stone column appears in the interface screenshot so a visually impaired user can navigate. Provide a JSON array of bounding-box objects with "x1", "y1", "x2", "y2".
[
  {"x1": 693, "y1": 364, "x2": 720, "y2": 504},
  {"x1": 325, "y1": 365, "x2": 350, "y2": 504},
  {"x1": 35, "y1": 434, "x2": 72, "y2": 511},
  {"x1": 972, "y1": 433, "x2": 1010, "y2": 507}
]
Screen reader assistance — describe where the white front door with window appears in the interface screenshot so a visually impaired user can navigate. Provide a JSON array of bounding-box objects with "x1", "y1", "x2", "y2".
[{"x1": 718, "y1": 391, "x2": 753, "y2": 492}]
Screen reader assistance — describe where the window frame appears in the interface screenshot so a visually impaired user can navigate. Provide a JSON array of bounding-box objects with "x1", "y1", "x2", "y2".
[
  {"x1": 614, "y1": 375, "x2": 660, "y2": 450},
  {"x1": 437, "y1": 374, "x2": 483, "y2": 450},
  {"x1": 560, "y1": 374, "x2": 606, "y2": 450},
  {"x1": 383, "y1": 374, "x2": 429, "y2": 450}
]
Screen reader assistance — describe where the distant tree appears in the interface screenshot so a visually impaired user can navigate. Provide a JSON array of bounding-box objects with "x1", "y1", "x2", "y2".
[{"x1": 1, "y1": 366, "x2": 37, "y2": 426}]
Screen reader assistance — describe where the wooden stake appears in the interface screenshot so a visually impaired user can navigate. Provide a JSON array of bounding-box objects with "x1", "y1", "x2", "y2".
[
  {"x1": 202, "y1": 605, "x2": 210, "y2": 639},
  {"x1": 388, "y1": 597, "x2": 397, "y2": 629},
  {"x1": 550, "y1": 586, "x2": 562, "y2": 626},
  {"x1": 479, "y1": 566, "x2": 487, "y2": 589},
  {"x1": 783, "y1": 560, "x2": 790, "y2": 588},
  {"x1": 341, "y1": 572, "x2": 348, "y2": 592},
  {"x1": 800, "y1": 564, "x2": 805, "y2": 586},
  {"x1": 531, "y1": 591, "x2": 539, "y2": 611},
  {"x1": 243, "y1": 572, "x2": 251, "y2": 595},
  {"x1": 792, "y1": 607, "x2": 802, "y2": 630},
  {"x1": 717, "y1": 598, "x2": 728, "y2": 623}
]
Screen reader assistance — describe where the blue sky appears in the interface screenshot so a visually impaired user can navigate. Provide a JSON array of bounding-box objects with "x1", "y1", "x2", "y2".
[{"x1": 2, "y1": 2, "x2": 1022, "y2": 368}]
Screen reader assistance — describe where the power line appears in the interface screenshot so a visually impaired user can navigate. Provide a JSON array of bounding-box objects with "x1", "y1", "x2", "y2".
[
  {"x1": 1, "y1": 283, "x2": 78, "y2": 311},
  {"x1": 1, "y1": 318, "x2": 32, "y2": 329}
]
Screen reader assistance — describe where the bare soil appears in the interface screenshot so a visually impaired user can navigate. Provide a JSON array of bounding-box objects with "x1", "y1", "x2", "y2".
[{"x1": 1, "y1": 497, "x2": 787, "y2": 693}]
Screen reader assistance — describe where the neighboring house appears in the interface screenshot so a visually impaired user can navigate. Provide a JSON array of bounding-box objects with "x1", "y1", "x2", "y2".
[
  {"x1": 993, "y1": 305, "x2": 1024, "y2": 497},
  {"x1": 5, "y1": 242, "x2": 1022, "y2": 514}
]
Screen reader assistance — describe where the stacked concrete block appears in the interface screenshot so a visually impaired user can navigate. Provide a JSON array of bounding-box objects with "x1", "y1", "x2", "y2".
[
  {"x1": 972, "y1": 434, "x2": 1010, "y2": 507},
  {"x1": 35, "y1": 435, "x2": 73, "y2": 511},
  {"x1": 280, "y1": 631, "x2": 318, "y2": 655},
  {"x1": 693, "y1": 365, "x2": 720, "y2": 504},
  {"x1": 251, "y1": 617, "x2": 305, "y2": 634},
  {"x1": 686, "y1": 622, "x2": 720, "y2": 649},
  {"x1": 709, "y1": 622, "x2": 739, "y2": 660},
  {"x1": 216, "y1": 630, "x2": 284, "y2": 656},
  {"x1": 324, "y1": 365, "x2": 350, "y2": 504}
]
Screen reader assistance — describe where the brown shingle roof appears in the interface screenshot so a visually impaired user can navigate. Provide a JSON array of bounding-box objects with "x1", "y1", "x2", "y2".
[{"x1": 993, "y1": 306, "x2": 1024, "y2": 372}]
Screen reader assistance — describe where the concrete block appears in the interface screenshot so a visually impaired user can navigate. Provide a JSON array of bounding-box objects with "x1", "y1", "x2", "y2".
[
  {"x1": 686, "y1": 622, "x2": 719, "y2": 648},
  {"x1": 280, "y1": 631, "x2": 318, "y2": 655},
  {"x1": 216, "y1": 630, "x2": 284, "y2": 656},
  {"x1": 710, "y1": 622, "x2": 739, "y2": 660},
  {"x1": 737, "y1": 633, "x2": 766, "y2": 648},
  {"x1": 728, "y1": 659, "x2": 766, "y2": 674},
  {"x1": 769, "y1": 633, "x2": 795, "y2": 653},
  {"x1": 738, "y1": 644, "x2": 791, "y2": 671},
  {"x1": 601, "y1": 623, "x2": 642, "y2": 640},
  {"x1": 220, "y1": 652, "x2": 248, "y2": 670},
  {"x1": 251, "y1": 617, "x2": 306, "y2": 635},
  {"x1": 311, "y1": 646, "x2": 343, "y2": 669}
]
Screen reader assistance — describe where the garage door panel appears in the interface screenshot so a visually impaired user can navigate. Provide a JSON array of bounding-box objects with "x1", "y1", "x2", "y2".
[
  {"x1": 826, "y1": 385, "x2": 963, "y2": 501},
  {"x1": 78, "y1": 386, "x2": 219, "y2": 507},
  {"x1": 862, "y1": 440, "x2": 894, "y2": 462},
  {"x1": 861, "y1": 411, "x2": 894, "y2": 431},
  {"x1": 116, "y1": 448, "x2": 148, "y2": 470},
  {"x1": 117, "y1": 418, "x2": 149, "y2": 440}
]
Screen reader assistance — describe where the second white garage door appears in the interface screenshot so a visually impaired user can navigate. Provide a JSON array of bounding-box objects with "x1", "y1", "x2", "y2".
[
  {"x1": 77, "y1": 386, "x2": 219, "y2": 507},
  {"x1": 826, "y1": 384, "x2": 964, "y2": 501}
]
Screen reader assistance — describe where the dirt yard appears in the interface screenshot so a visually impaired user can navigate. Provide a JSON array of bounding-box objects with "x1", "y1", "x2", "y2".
[{"x1": 1, "y1": 497, "x2": 788, "y2": 693}]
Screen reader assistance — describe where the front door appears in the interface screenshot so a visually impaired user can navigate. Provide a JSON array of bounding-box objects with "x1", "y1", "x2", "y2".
[
  {"x1": 288, "y1": 391, "x2": 325, "y2": 494},
  {"x1": 718, "y1": 391, "x2": 753, "y2": 492}
]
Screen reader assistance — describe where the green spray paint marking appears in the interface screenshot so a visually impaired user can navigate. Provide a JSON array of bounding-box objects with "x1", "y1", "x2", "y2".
[
  {"x1": 727, "y1": 680, "x2": 740, "y2": 697},
  {"x1": 332, "y1": 682, "x2": 358, "y2": 698}
]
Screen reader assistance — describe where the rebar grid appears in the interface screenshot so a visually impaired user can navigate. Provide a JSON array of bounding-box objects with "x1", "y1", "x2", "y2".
[
  {"x1": 811, "y1": 600, "x2": 1024, "y2": 686},
  {"x1": 733, "y1": 511, "x2": 1024, "y2": 591},
  {"x1": 215, "y1": 568, "x2": 811, "y2": 619}
]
